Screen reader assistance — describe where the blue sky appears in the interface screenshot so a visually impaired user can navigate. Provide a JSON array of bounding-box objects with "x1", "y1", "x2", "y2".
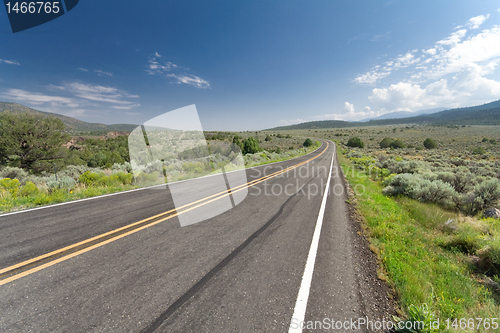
[{"x1": 1, "y1": 0, "x2": 500, "y2": 130}]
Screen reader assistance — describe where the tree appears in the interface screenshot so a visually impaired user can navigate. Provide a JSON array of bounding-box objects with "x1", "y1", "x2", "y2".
[
  {"x1": 423, "y1": 138, "x2": 438, "y2": 149},
  {"x1": 0, "y1": 112, "x2": 70, "y2": 172},
  {"x1": 347, "y1": 137, "x2": 364, "y2": 148},
  {"x1": 303, "y1": 138, "x2": 314, "y2": 147},
  {"x1": 265, "y1": 134, "x2": 272, "y2": 141},
  {"x1": 242, "y1": 137, "x2": 262, "y2": 154}
]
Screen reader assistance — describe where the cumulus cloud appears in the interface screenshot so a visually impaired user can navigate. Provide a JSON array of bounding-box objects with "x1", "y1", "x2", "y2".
[
  {"x1": 436, "y1": 29, "x2": 467, "y2": 46},
  {"x1": 354, "y1": 12, "x2": 500, "y2": 113},
  {"x1": 344, "y1": 102, "x2": 355, "y2": 113},
  {"x1": 466, "y1": 14, "x2": 489, "y2": 29}
]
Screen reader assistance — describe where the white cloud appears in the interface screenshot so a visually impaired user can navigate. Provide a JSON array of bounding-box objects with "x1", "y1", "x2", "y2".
[
  {"x1": 112, "y1": 103, "x2": 141, "y2": 110},
  {"x1": 1, "y1": 89, "x2": 78, "y2": 107},
  {"x1": 94, "y1": 69, "x2": 113, "y2": 77},
  {"x1": 1, "y1": 82, "x2": 141, "y2": 118},
  {"x1": 466, "y1": 14, "x2": 489, "y2": 29},
  {"x1": 78, "y1": 68, "x2": 88, "y2": 72},
  {"x1": 436, "y1": 29, "x2": 467, "y2": 46},
  {"x1": 344, "y1": 102, "x2": 355, "y2": 113},
  {"x1": 354, "y1": 13, "x2": 500, "y2": 112},
  {"x1": 354, "y1": 50, "x2": 420, "y2": 84},
  {"x1": 313, "y1": 104, "x2": 383, "y2": 122},
  {"x1": 147, "y1": 53, "x2": 178, "y2": 75},
  {"x1": 369, "y1": 81, "x2": 457, "y2": 110},
  {"x1": 354, "y1": 70, "x2": 391, "y2": 84},
  {"x1": 146, "y1": 53, "x2": 210, "y2": 88},
  {"x1": 0, "y1": 59, "x2": 20, "y2": 65},
  {"x1": 63, "y1": 82, "x2": 139, "y2": 105},
  {"x1": 167, "y1": 74, "x2": 210, "y2": 89}
]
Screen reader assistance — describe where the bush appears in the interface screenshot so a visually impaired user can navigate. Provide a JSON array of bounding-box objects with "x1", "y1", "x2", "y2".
[
  {"x1": 423, "y1": 138, "x2": 438, "y2": 149},
  {"x1": 0, "y1": 178, "x2": 20, "y2": 197},
  {"x1": 472, "y1": 147, "x2": 486, "y2": 155},
  {"x1": 303, "y1": 138, "x2": 314, "y2": 147},
  {"x1": 0, "y1": 167, "x2": 28, "y2": 183},
  {"x1": 383, "y1": 173, "x2": 456, "y2": 205},
  {"x1": 390, "y1": 139, "x2": 406, "y2": 149},
  {"x1": 47, "y1": 176, "x2": 76, "y2": 192},
  {"x1": 476, "y1": 239, "x2": 500, "y2": 273},
  {"x1": 19, "y1": 181, "x2": 40, "y2": 197},
  {"x1": 379, "y1": 137, "x2": 393, "y2": 149},
  {"x1": 474, "y1": 178, "x2": 500, "y2": 208},
  {"x1": 78, "y1": 171, "x2": 102, "y2": 187},
  {"x1": 347, "y1": 137, "x2": 364, "y2": 148}
]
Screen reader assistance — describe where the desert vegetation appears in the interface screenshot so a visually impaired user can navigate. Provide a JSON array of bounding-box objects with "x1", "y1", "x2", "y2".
[
  {"x1": 0, "y1": 112, "x2": 320, "y2": 212},
  {"x1": 308, "y1": 124, "x2": 500, "y2": 331}
]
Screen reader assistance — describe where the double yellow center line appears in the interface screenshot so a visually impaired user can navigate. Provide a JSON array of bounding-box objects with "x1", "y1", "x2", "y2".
[{"x1": 0, "y1": 142, "x2": 329, "y2": 286}]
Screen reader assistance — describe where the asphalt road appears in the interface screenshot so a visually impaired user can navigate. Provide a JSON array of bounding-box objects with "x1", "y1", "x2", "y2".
[{"x1": 0, "y1": 141, "x2": 394, "y2": 332}]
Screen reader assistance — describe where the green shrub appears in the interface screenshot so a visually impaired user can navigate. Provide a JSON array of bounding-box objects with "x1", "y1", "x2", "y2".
[
  {"x1": 442, "y1": 226, "x2": 482, "y2": 254},
  {"x1": 476, "y1": 239, "x2": 500, "y2": 273},
  {"x1": 380, "y1": 137, "x2": 393, "y2": 148},
  {"x1": 383, "y1": 173, "x2": 456, "y2": 205},
  {"x1": 474, "y1": 178, "x2": 500, "y2": 208},
  {"x1": 78, "y1": 171, "x2": 102, "y2": 187},
  {"x1": 0, "y1": 178, "x2": 20, "y2": 197},
  {"x1": 347, "y1": 137, "x2": 364, "y2": 148},
  {"x1": 472, "y1": 147, "x2": 486, "y2": 155},
  {"x1": 0, "y1": 167, "x2": 28, "y2": 183},
  {"x1": 423, "y1": 138, "x2": 438, "y2": 149},
  {"x1": 114, "y1": 172, "x2": 133, "y2": 185},
  {"x1": 242, "y1": 137, "x2": 262, "y2": 154},
  {"x1": 19, "y1": 181, "x2": 40, "y2": 197},
  {"x1": 391, "y1": 139, "x2": 406, "y2": 149},
  {"x1": 303, "y1": 138, "x2": 314, "y2": 147}
]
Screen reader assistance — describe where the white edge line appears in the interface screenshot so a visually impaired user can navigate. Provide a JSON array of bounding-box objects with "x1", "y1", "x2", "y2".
[
  {"x1": 0, "y1": 142, "x2": 324, "y2": 218},
  {"x1": 288, "y1": 141, "x2": 335, "y2": 333}
]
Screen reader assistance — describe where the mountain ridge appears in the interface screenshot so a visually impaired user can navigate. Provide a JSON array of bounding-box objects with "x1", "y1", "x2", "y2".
[
  {"x1": 0, "y1": 102, "x2": 137, "y2": 132},
  {"x1": 269, "y1": 100, "x2": 500, "y2": 130}
]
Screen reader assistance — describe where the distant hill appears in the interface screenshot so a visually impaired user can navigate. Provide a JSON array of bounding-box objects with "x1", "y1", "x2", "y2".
[
  {"x1": 268, "y1": 100, "x2": 500, "y2": 130},
  {"x1": 358, "y1": 107, "x2": 446, "y2": 122},
  {"x1": 0, "y1": 102, "x2": 137, "y2": 132}
]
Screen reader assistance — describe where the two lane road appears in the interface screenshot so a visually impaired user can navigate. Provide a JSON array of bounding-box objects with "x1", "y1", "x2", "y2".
[{"x1": 0, "y1": 141, "x2": 392, "y2": 332}]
